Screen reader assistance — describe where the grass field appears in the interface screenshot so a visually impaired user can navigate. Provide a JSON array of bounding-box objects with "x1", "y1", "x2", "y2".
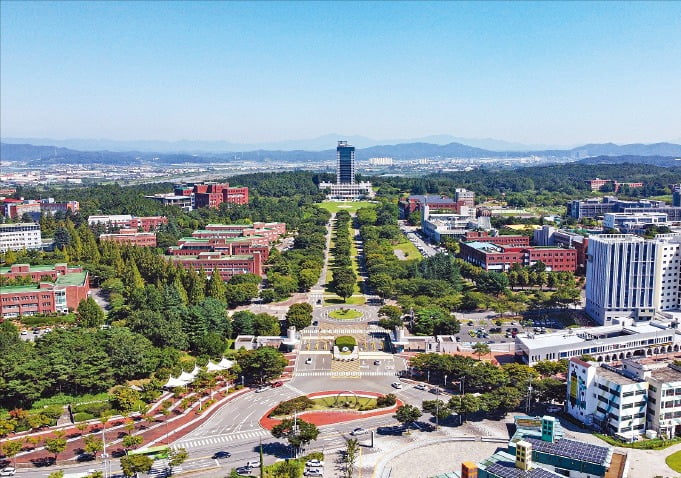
[
  {"x1": 650, "y1": 194, "x2": 673, "y2": 203},
  {"x1": 324, "y1": 295, "x2": 366, "y2": 305},
  {"x1": 310, "y1": 396, "x2": 377, "y2": 410},
  {"x1": 667, "y1": 450, "x2": 681, "y2": 472},
  {"x1": 318, "y1": 200, "x2": 377, "y2": 213},
  {"x1": 329, "y1": 308, "x2": 363, "y2": 320},
  {"x1": 392, "y1": 239, "x2": 422, "y2": 260}
]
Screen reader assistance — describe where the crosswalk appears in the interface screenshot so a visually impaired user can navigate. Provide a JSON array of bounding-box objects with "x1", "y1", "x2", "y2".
[
  {"x1": 175, "y1": 429, "x2": 271, "y2": 449},
  {"x1": 302, "y1": 328, "x2": 388, "y2": 335},
  {"x1": 295, "y1": 370, "x2": 400, "y2": 377}
]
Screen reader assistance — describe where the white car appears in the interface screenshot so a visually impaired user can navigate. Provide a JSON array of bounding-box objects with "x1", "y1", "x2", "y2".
[
  {"x1": 305, "y1": 459, "x2": 324, "y2": 467},
  {"x1": 246, "y1": 460, "x2": 261, "y2": 468},
  {"x1": 0, "y1": 467, "x2": 16, "y2": 476},
  {"x1": 414, "y1": 384, "x2": 428, "y2": 391},
  {"x1": 391, "y1": 382, "x2": 403, "y2": 389},
  {"x1": 305, "y1": 357, "x2": 313, "y2": 364},
  {"x1": 304, "y1": 469, "x2": 323, "y2": 477},
  {"x1": 351, "y1": 427, "x2": 368, "y2": 436}
]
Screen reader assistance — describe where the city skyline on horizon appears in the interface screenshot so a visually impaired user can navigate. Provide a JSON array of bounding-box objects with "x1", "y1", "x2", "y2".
[{"x1": 1, "y1": 1, "x2": 680, "y2": 145}]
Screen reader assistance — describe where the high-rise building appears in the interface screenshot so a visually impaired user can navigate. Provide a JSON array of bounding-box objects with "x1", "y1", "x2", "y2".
[
  {"x1": 585, "y1": 234, "x2": 681, "y2": 324},
  {"x1": 336, "y1": 141, "x2": 355, "y2": 184},
  {"x1": 319, "y1": 141, "x2": 374, "y2": 200}
]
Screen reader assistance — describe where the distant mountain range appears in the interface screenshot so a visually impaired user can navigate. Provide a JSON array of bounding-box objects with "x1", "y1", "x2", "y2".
[
  {"x1": 1, "y1": 140, "x2": 680, "y2": 166},
  {"x1": 1, "y1": 134, "x2": 567, "y2": 153}
]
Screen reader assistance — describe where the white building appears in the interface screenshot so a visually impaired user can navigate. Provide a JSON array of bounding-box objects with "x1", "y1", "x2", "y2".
[
  {"x1": 0, "y1": 223, "x2": 42, "y2": 253},
  {"x1": 420, "y1": 205, "x2": 484, "y2": 242},
  {"x1": 567, "y1": 358, "x2": 648, "y2": 440},
  {"x1": 585, "y1": 234, "x2": 681, "y2": 325},
  {"x1": 368, "y1": 157, "x2": 393, "y2": 166},
  {"x1": 87, "y1": 214, "x2": 134, "y2": 228},
  {"x1": 515, "y1": 320, "x2": 680, "y2": 365},
  {"x1": 603, "y1": 212, "x2": 669, "y2": 232}
]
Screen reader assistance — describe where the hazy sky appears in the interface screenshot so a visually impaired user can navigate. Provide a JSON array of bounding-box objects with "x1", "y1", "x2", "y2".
[{"x1": 1, "y1": 1, "x2": 680, "y2": 145}]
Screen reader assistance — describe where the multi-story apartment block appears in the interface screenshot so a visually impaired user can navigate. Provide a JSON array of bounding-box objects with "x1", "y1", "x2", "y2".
[
  {"x1": 585, "y1": 234, "x2": 681, "y2": 324},
  {"x1": 99, "y1": 229, "x2": 157, "y2": 247},
  {"x1": 567, "y1": 358, "x2": 648, "y2": 439},
  {"x1": 87, "y1": 215, "x2": 168, "y2": 232},
  {"x1": 0, "y1": 270, "x2": 89, "y2": 318},
  {"x1": 0, "y1": 223, "x2": 42, "y2": 253}
]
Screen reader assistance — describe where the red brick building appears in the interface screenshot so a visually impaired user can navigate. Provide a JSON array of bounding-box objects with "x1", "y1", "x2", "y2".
[
  {"x1": 88, "y1": 215, "x2": 168, "y2": 232},
  {"x1": 463, "y1": 231, "x2": 530, "y2": 247},
  {"x1": 459, "y1": 241, "x2": 577, "y2": 272},
  {"x1": 99, "y1": 229, "x2": 157, "y2": 247},
  {"x1": 175, "y1": 183, "x2": 249, "y2": 209},
  {"x1": 169, "y1": 237, "x2": 269, "y2": 260},
  {"x1": 585, "y1": 178, "x2": 644, "y2": 192},
  {"x1": 0, "y1": 263, "x2": 83, "y2": 282},
  {"x1": 0, "y1": 270, "x2": 90, "y2": 318},
  {"x1": 171, "y1": 251, "x2": 263, "y2": 281}
]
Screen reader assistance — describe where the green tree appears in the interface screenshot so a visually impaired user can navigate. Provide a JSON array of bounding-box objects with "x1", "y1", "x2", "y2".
[
  {"x1": 44, "y1": 431, "x2": 67, "y2": 462},
  {"x1": 285, "y1": 303, "x2": 313, "y2": 330},
  {"x1": 378, "y1": 305, "x2": 402, "y2": 322},
  {"x1": 1, "y1": 440, "x2": 22, "y2": 467},
  {"x1": 205, "y1": 272, "x2": 227, "y2": 302},
  {"x1": 76, "y1": 297, "x2": 105, "y2": 328},
  {"x1": 110, "y1": 387, "x2": 141, "y2": 415},
  {"x1": 120, "y1": 454, "x2": 153, "y2": 477},
  {"x1": 237, "y1": 347, "x2": 288, "y2": 384},
  {"x1": 169, "y1": 447, "x2": 189, "y2": 471},
  {"x1": 450, "y1": 394, "x2": 481, "y2": 423},
  {"x1": 475, "y1": 271, "x2": 510, "y2": 296},
  {"x1": 422, "y1": 399, "x2": 451, "y2": 425},
  {"x1": 394, "y1": 404, "x2": 422, "y2": 429},
  {"x1": 271, "y1": 418, "x2": 319, "y2": 456},
  {"x1": 343, "y1": 438, "x2": 360, "y2": 478},
  {"x1": 254, "y1": 313, "x2": 281, "y2": 336},
  {"x1": 121, "y1": 434, "x2": 144, "y2": 452},
  {"x1": 83, "y1": 434, "x2": 103, "y2": 458},
  {"x1": 472, "y1": 342, "x2": 491, "y2": 361}
]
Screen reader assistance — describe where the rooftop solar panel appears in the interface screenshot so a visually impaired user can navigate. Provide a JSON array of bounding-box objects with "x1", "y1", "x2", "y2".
[
  {"x1": 524, "y1": 437, "x2": 609, "y2": 465},
  {"x1": 485, "y1": 463, "x2": 562, "y2": 478}
]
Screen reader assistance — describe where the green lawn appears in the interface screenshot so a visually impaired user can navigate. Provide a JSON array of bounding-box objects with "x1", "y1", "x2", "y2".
[
  {"x1": 324, "y1": 295, "x2": 366, "y2": 305},
  {"x1": 310, "y1": 396, "x2": 377, "y2": 410},
  {"x1": 392, "y1": 239, "x2": 422, "y2": 260},
  {"x1": 667, "y1": 450, "x2": 681, "y2": 472},
  {"x1": 650, "y1": 194, "x2": 673, "y2": 203},
  {"x1": 318, "y1": 200, "x2": 377, "y2": 213},
  {"x1": 329, "y1": 308, "x2": 363, "y2": 320}
]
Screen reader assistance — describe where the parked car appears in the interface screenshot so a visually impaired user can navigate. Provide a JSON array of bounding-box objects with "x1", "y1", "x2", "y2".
[
  {"x1": 0, "y1": 467, "x2": 16, "y2": 477},
  {"x1": 391, "y1": 382, "x2": 403, "y2": 389},
  {"x1": 20, "y1": 330, "x2": 27, "y2": 336},
  {"x1": 305, "y1": 357, "x2": 313, "y2": 365},
  {"x1": 377, "y1": 425, "x2": 406, "y2": 435},
  {"x1": 414, "y1": 384, "x2": 428, "y2": 391},
  {"x1": 374, "y1": 360, "x2": 381, "y2": 365},
  {"x1": 212, "y1": 451, "x2": 231, "y2": 459},
  {"x1": 305, "y1": 459, "x2": 324, "y2": 467},
  {"x1": 429, "y1": 387, "x2": 441, "y2": 394},
  {"x1": 351, "y1": 427, "x2": 368, "y2": 436},
  {"x1": 304, "y1": 469, "x2": 323, "y2": 477},
  {"x1": 547, "y1": 405, "x2": 562, "y2": 413},
  {"x1": 236, "y1": 467, "x2": 252, "y2": 476},
  {"x1": 246, "y1": 460, "x2": 261, "y2": 468}
]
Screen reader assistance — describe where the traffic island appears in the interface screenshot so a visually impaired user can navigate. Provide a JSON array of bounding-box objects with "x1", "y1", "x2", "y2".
[{"x1": 260, "y1": 390, "x2": 402, "y2": 429}]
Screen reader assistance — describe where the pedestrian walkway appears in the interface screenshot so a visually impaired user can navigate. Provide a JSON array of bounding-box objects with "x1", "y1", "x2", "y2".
[
  {"x1": 302, "y1": 328, "x2": 387, "y2": 335},
  {"x1": 174, "y1": 429, "x2": 271, "y2": 449}
]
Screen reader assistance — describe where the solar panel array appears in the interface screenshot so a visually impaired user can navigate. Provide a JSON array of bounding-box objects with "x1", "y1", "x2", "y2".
[
  {"x1": 525, "y1": 437, "x2": 609, "y2": 465},
  {"x1": 485, "y1": 463, "x2": 561, "y2": 478}
]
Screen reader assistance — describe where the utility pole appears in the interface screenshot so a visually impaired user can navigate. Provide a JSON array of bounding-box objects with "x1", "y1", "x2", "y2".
[{"x1": 525, "y1": 377, "x2": 533, "y2": 414}]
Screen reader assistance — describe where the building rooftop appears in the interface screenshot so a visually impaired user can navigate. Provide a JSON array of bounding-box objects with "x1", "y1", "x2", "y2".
[
  {"x1": 478, "y1": 451, "x2": 563, "y2": 478},
  {"x1": 595, "y1": 365, "x2": 640, "y2": 386},
  {"x1": 0, "y1": 284, "x2": 47, "y2": 294},
  {"x1": 0, "y1": 264, "x2": 57, "y2": 274},
  {"x1": 650, "y1": 366, "x2": 681, "y2": 383},
  {"x1": 55, "y1": 271, "x2": 87, "y2": 287},
  {"x1": 170, "y1": 254, "x2": 255, "y2": 261},
  {"x1": 464, "y1": 241, "x2": 504, "y2": 253},
  {"x1": 520, "y1": 437, "x2": 611, "y2": 467}
]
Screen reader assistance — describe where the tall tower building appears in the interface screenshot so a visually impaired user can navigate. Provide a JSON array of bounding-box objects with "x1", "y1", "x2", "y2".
[{"x1": 336, "y1": 141, "x2": 356, "y2": 184}]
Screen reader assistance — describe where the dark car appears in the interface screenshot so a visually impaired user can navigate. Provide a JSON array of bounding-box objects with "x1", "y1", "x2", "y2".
[
  {"x1": 212, "y1": 451, "x2": 231, "y2": 459},
  {"x1": 377, "y1": 425, "x2": 406, "y2": 435},
  {"x1": 236, "y1": 467, "x2": 252, "y2": 476}
]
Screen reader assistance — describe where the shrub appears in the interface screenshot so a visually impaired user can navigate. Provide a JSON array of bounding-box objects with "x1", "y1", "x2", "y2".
[
  {"x1": 72, "y1": 401, "x2": 111, "y2": 416},
  {"x1": 377, "y1": 393, "x2": 397, "y2": 408},
  {"x1": 269, "y1": 396, "x2": 314, "y2": 417},
  {"x1": 74, "y1": 412, "x2": 95, "y2": 422},
  {"x1": 334, "y1": 336, "x2": 357, "y2": 351}
]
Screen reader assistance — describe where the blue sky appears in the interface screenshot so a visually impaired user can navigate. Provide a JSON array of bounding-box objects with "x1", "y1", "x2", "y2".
[{"x1": 1, "y1": 1, "x2": 680, "y2": 145}]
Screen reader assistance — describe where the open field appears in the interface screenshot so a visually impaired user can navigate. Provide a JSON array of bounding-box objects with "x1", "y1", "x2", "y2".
[
  {"x1": 324, "y1": 295, "x2": 366, "y2": 305},
  {"x1": 392, "y1": 239, "x2": 422, "y2": 260},
  {"x1": 318, "y1": 200, "x2": 377, "y2": 213}
]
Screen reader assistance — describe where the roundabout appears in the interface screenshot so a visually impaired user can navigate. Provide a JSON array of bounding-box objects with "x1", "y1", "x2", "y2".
[{"x1": 328, "y1": 308, "x2": 363, "y2": 320}]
